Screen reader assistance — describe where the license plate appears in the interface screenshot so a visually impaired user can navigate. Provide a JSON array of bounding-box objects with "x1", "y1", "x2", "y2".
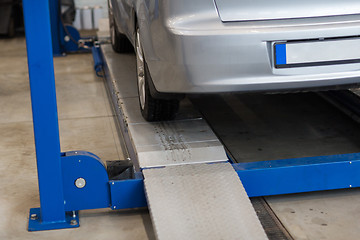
[{"x1": 274, "y1": 38, "x2": 360, "y2": 68}]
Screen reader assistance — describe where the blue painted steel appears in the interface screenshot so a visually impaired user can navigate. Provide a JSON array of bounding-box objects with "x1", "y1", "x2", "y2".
[
  {"x1": 234, "y1": 152, "x2": 360, "y2": 170},
  {"x1": 233, "y1": 153, "x2": 360, "y2": 197},
  {"x1": 63, "y1": 25, "x2": 82, "y2": 52},
  {"x1": 28, "y1": 208, "x2": 79, "y2": 231},
  {"x1": 275, "y1": 43, "x2": 287, "y2": 65},
  {"x1": 61, "y1": 151, "x2": 111, "y2": 211},
  {"x1": 92, "y1": 46, "x2": 104, "y2": 77},
  {"x1": 49, "y1": 0, "x2": 85, "y2": 55},
  {"x1": 24, "y1": 0, "x2": 145, "y2": 231},
  {"x1": 23, "y1": 0, "x2": 66, "y2": 225},
  {"x1": 49, "y1": 0, "x2": 63, "y2": 55},
  {"x1": 61, "y1": 151, "x2": 146, "y2": 211},
  {"x1": 109, "y1": 179, "x2": 147, "y2": 210}
]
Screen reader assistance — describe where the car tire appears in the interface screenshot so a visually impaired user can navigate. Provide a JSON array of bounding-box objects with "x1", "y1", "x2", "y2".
[
  {"x1": 108, "y1": 1, "x2": 132, "y2": 53},
  {"x1": 135, "y1": 27, "x2": 179, "y2": 121}
]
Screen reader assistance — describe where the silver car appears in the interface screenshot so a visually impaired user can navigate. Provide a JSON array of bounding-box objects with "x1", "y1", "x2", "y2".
[{"x1": 108, "y1": 0, "x2": 360, "y2": 121}]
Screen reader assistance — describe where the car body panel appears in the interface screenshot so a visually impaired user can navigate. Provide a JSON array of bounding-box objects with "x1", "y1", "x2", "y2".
[
  {"x1": 110, "y1": 0, "x2": 360, "y2": 93},
  {"x1": 213, "y1": 0, "x2": 360, "y2": 22}
]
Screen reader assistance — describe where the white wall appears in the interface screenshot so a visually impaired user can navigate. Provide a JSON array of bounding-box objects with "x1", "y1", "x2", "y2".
[{"x1": 74, "y1": 0, "x2": 108, "y2": 17}]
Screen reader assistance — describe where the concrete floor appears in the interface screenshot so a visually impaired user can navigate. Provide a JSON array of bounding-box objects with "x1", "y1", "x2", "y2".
[
  {"x1": 192, "y1": 93, "x2": 360, "y2": 240},
  {"x1": 2, "y1": 36, "x2": 360, "y2": 240},
  {"x1": 267, "y1": 189, "x2": 360, "y2": 240},
  {"x1": 0, "y1": 37, "x2": 154, "y2": 240}
]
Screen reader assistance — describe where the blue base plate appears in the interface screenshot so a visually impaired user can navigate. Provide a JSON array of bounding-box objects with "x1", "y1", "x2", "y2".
[{"x1": 28, "y1": 208, "x2": 79, "y2": 231}]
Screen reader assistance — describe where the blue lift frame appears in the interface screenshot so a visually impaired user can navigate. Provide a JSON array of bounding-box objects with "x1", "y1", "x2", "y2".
[
  {"x1": 49, "y1": 0, "x2": 90, "y2": 55},
  {"x1": 23, "y1": 0, "x2": 145, "y2": 231},
  {"x1": 24, "y1": 0, "x2": 360, "y2": 232}
]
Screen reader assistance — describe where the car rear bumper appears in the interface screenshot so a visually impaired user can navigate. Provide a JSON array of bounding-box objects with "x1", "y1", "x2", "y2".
[{"x1": 145, "y1": 15, "x2": 360, "y2": 93}]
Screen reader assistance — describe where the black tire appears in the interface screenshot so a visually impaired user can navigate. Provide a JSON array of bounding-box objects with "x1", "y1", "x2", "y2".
[
  {"x1": 135, "y1": 27, "x2": 179, "y2": 121},
  {"x1": 108, "y1": 1, "x2": 133, "y2": 53},
  {"x1": 141, "y1": 63, "x2": 180, "y2": 121}
]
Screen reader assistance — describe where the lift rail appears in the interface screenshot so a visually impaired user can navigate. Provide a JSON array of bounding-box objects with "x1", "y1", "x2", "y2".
[{"x1": 23, "y1": 0, "x2": 360, "y2": 238}]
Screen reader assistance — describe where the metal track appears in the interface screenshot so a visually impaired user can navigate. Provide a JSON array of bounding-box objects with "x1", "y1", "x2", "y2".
[
  {"x1": 252, "y1": 198, "x2": 293, "y2": 240},
  {"x1": 100, "y1": 43, "x2": 268, "y2": 239},
  {"x1": 193, "y1": 89, "x2": 360, "y2": 240},
  {"x1": 190, "y1": 95, "x2": 293, "y2": 240},
  {"x1": 318, "y1": 90, "x2": 360, "y2": 124},
  {"x1": 143, "y1": 163, "x2": 267, "y2": 240}
]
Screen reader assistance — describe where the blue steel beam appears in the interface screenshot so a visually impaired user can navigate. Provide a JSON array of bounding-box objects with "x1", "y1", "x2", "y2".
[
  {"x1": 23, "y1": 0, "x2": 65, "y2": 223},
  {"x1": 49, "y1": 0, "x2": 63, "y2": 55},
  {"x1": 23, "y1": 0, "x2": 80, "y2": 231},
  {"x1": 106, "y1": 153, "x2": 360, "y2": 205},
  {"x1": 55, "y1": 152, "x2": 360, "y2": 212},
  {"x1": 24, "y1": 0, "x2": 140, "y2": 232},
  {"x1": 234, "y1": 153, "x2": 360, "y2": 197}
]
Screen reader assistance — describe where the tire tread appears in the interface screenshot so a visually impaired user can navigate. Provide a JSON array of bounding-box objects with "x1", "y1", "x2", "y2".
[{"x1": 141, "y1": 63, "x2": 180, "y2": 122}]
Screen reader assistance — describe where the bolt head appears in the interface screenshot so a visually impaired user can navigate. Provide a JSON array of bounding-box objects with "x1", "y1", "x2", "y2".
[
  {"x1": 75, "y1": 178, "x2": 86, "y2": 188},
  {"x1": 30, "y1": 213, "x2": 38, "y2": 220},
  {"x1": 70, "y1": 219, "x2": 78, "y2": 226}
]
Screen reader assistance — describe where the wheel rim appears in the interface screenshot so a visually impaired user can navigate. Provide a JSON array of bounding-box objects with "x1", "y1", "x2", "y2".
[
  {"x1": 108, "y1": 6, "x2": 115, "y2": 45},
  {"x1": 111, "y1": 23, "x2": 115, "y2": 45},
  {"x1": 136, "y1": 28, "x2": 146, "y2": 110}
]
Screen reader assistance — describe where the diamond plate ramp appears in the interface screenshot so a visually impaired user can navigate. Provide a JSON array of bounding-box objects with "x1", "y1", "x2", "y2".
[
  {"x1": 100, "y1": 41, "x2": 267, "y2": 240},
  {"x1": 143, "y1": 162, "x2": 268, "y2": 240}
]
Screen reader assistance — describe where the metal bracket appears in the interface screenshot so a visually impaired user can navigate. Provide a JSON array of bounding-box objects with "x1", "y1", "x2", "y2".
[
  {"x1": 109, "y1": 175, "x2": 147, "y2": 210},
  {"x1": 27, "y1": 151, "x2": 110, "y2": 231},
  {"x1": 61, "y1": 151, "x2": 111, "y2": 211},
  {"x1": 28, "y1": 208, "x2": 79, "y2": 231},
  {"x1": 49, "y1": 0, "x2": 93, "y2": 55}
]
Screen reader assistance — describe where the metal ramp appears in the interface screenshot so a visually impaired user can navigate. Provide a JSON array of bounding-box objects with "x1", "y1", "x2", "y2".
[
  {"x1": 144, "y1": 163, "x2": 267, "y2": 240},
  {"x1": 100, "y1": 44, "x2": 267, "y2": 239}
]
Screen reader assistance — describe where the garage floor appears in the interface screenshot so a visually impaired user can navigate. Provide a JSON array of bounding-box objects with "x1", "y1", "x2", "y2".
[
  {"x1": 0, "y1": 37, "x2": 155, "y2": 240},
  {"x1": 1, "y1": 36, "x2": 360, "y2": 240}
]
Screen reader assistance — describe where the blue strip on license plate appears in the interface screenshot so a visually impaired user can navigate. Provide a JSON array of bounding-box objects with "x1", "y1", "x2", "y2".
[{"x1": 274, "y1": 39, "x2": 360, "y2": 68}]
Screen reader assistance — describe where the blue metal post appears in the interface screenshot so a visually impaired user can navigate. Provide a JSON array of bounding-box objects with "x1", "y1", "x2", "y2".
[
  {"x1": 23, "y1": 0, "x2": 66, "y2": 224},
  {"x1": 49, "y1": 0, "x2": 64, "y2": 56}
]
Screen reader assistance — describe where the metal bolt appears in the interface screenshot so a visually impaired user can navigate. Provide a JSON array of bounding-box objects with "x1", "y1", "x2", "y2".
[
  {"x1": 350, "y1": 185, "x2": 352, "y2": 187},
  {"x1": 70, "y1": 219, "x2": 78, "y2": 226},
  {"x1": 72, "y1": 211, "x2": 76, "y2": 218},
  {"x1": 30, "y1": 213, "x2": 38, "y2": 220},
  {"x1": 64, "y1": 35, "x2": 70, "y2": 42},
  {"x1": 113, "y1": 206, "x2": 116, "y2": 209},
  {"x1": 111, "y1": 182, "x2": 114, "y2": 185},
  {"x1": 75, "y1": 178, "x2": 86, "y2": 188},
  {"x1": 127, "y1": 158, "x2": 131, "y2": 161},
  {"x1": 350, "y1": 161, "x2": 352, "y2": 164}
]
